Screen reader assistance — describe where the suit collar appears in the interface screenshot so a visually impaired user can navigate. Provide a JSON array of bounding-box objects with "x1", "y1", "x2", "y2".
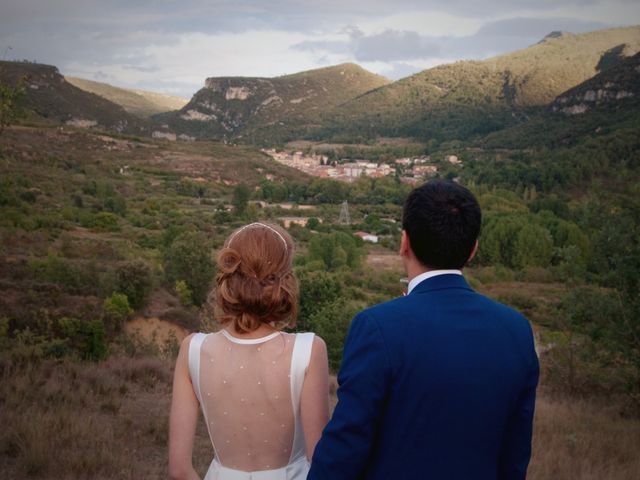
[
  {"x1": 409, "y1": 272, "x2": 473, "y2": 294},
  {"x1": 407, "y1": 269, "x2": 462, "y2": 294}
]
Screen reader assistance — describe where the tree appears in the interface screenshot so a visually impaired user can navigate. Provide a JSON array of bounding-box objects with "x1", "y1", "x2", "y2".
[
  {"x1": 232, "y1": 183, "x2": 250, "y2": 216},
  {"x1": 58, "y1": 317, "x2": 108, "y2": 361},
  {"x1": 307, "y1": 232, "x2": 364, "y2": 271},
  {"x1": 307, "y1": 299, "x2": 361, "y2": 372},
  {"x1": 513, "y1": 224, "x2": 554, "y2": 269},
  {"x1": 478, "y1": 214, "x2": 524, "y2": 266},
  {"x1": 103, "y1": 293, "x2": 133, "y2": 333},
  {"x1": 114, "y1": 261, "x2": 152, "y2": 310},
  {"x1": 0, "y1": 78, "x2": 25, "y2": 137},
  {"x1": 306, "y1": 217, "x2": 320, "y2": 230},
  {"x1": 163, "y1": 231, "x2": 215, "y2": 306},
  {"x1": 296, "y1": 270, "x2": 342, "y2": 330}
]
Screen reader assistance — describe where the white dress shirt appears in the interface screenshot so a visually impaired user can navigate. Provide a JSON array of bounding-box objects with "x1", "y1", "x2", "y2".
[{"x1": 407, "y1": 269, "x2": 463, "y2": 295}]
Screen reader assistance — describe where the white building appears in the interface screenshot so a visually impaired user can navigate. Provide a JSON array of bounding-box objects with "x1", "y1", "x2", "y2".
[{"x1": 354, "y1": 231, "x2": 379, "y2": 243}]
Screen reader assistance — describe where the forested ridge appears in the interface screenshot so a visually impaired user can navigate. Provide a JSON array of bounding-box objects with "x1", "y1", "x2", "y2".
[{"x1": 1, "y1": 25, "x2": 640, "y2": 480}]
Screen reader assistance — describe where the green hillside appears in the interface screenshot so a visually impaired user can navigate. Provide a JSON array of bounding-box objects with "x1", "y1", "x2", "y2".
[
  {"x1": 157, "y1": 63, "x2": 390, "y2": 143},
  {"x1": 0, "y1": 61, "x2": 149, "y2": 134},
  {"x1": 551, "y1": 51, "x2": 640, "y2": 115},
  {"x1": 66, "y1": 76, "x2": 188, "y2": 118},
  {"x1": 314, "y1": 25, "x2": 640, "y2": 143},
  {"x1": 478, "y1": 51, "x2": 640, "y2": 151}
]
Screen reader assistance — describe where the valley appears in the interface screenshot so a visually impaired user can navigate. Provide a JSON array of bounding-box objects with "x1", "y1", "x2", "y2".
[{"x1": 1, "y1": 22, "x2": 640, "y2": 480}]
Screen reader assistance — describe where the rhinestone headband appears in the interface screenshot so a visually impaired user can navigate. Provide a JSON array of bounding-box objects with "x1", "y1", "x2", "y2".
[{"x1": 227, "y1": 222, "x2": 288, "y2": 252}]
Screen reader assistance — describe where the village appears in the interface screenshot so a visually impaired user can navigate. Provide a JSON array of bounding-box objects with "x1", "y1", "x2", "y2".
[{"x1": 261, "y1": 148, "x2": 462, "y2": 183}]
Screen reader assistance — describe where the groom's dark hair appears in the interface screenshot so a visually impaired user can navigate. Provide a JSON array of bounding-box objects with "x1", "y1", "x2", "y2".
[{"x1": 402, "y1": 179, "x2": 481, "y2": 269}]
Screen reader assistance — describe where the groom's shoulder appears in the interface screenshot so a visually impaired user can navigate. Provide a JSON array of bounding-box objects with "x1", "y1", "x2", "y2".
[
  {"x1": 477, "y1": 291, "x2": 533, "y2": 325},
  {"x1": 465, "y1": 291, "x2": 537, "y2": 350},
  {"x1": 354, "y1": 294, "x2": 420, "y2": 326},
  {"x1": 359, "y1": 286, "x2": 532, "y2": 333}
]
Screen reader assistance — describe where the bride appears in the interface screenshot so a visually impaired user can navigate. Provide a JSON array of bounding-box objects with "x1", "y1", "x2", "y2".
[{"x1": 169, "y1": 222, "x2": 329, "y2": 480}]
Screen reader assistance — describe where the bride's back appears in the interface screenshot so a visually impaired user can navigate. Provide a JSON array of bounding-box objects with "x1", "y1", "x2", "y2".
[
  {"x1": 169, "y1": 223, "x2": 328, "y2": 480},
  {"x1": 195, "y1": 330, "x2": 299, "y2": 471}
]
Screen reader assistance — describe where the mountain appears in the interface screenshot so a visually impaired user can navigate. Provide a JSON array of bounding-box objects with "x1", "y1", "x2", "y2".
[
  {"x1": 65, "y1": 77, "x2": 188, "y2": 118},
  {"x1": 0, "y1": 61, "x2": 148, "y2": 134},
  {"x1": 156, "y1": 63, "x2": 390, "y2": 143},
  {"x1": 552, "y1": 51, "x2": 640, "y2": 115},
  {"x1": 313, "y1": 25, "x2": 640, "y2": 143},
  {"x1": 479, "y1": 51, "x2": 640, "y2": 150}
]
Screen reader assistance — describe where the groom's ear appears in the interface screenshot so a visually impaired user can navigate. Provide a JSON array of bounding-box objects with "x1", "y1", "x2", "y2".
[
  {"x1": 399, "y1": 230, "x2": 410, "y2": 258},
  {"x1": 467, "y1": 239, "x2": 479, "y2": 263}
]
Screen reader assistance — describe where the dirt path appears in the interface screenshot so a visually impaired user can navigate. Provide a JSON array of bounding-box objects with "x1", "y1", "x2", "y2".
[
  {"x1": 125, "y1": 316, "x2": 189, "y2": 345},
  {"x1": 366, "y1": 250, "x2": 402, "y2": 271}
]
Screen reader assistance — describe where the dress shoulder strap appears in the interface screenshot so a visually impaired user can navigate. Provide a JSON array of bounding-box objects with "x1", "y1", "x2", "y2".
[
  {"x1": 288, "y1": 332, "x2": 315, "y2": 463},
  {"x1": 289, "y1": 332, "x2": 315, "y2": 414},
  {"x1": 188, "y1": 332, "x2": 207, "y2": 405}
]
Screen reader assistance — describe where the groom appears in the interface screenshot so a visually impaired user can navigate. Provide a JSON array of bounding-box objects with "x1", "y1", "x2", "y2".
[{"x1": 308, "y1": 180, "x2": 539, "y2": 480}]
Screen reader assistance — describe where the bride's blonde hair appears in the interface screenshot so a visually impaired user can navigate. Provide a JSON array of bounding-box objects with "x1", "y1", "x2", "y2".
[{"x1": 214, "y1": 223, "x2": 298, "y2": 333}]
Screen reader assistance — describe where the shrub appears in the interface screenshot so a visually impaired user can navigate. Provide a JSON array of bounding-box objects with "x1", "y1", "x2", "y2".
[
  {"x1": 80, "y1": 211, "x2": 120, "y2": 232},
  {"x1": 114, "y1": 261, "x2": 152, "y2": 310},
  {"x1": 103, "y1": 293, "x2": 133, "y2": 333},
  {"x1": 28, "y1": 252, "x2": 79, "y2": 290},
  {"x1": 496, "y1": 292, "x2": 538, "y2": 312},
  {"x1": 232, "y1": 183, "x2": 250, "y2": 216},
  {"x1": 307, "y1": 299, "x2": 361, "y2": 372},
  {"x1": 163, "y1": 232, "x2": 215, "y2": 306},
  {"x1": 174, "y1": 280, "x2": 193, "y2": 306},
  {"x1": 58, "y1": 317, "x2": 108, "y2": 361},
  {"x1": 306, "y1": 231, "x2": 364, "y2": 271},
  {"x1": 518, "y1": 266, "x2": 555, "y2": 283},
  {"x1": 296, "y1": 270, "x2": 342, "y2": 330},
  {"x1": 104, "y1": 196, "x2": 127, "y2": 216}
]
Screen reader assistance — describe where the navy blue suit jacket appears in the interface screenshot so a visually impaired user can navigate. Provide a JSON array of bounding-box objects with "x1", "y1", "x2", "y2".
[{"x1": 308, "y1": 274, "x2": 539, "y2": 480}]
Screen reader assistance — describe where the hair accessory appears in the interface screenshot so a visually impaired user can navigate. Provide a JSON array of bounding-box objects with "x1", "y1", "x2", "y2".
[{"x1": 228, "y1": 222, "x2": 288, "y2": 252}]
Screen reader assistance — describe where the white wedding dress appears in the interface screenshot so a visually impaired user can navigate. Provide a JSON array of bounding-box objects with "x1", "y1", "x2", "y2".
[{"x1": 188, "y1": 330, "x2": 315, "y2": 480}]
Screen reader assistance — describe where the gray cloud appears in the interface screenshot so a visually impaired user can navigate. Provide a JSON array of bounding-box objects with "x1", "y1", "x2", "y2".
[
  {"x1": 93, "y1": 70, "x2": 114, "y2": 81},
  {"x1": 121, "y1": 64, "x2": 161, "y2": 73},
  {"x1": 0, "y1": 1, "x2": 629, "y2": 36},
  {"x1": 355, "y1": 30, "x2": 441, "y2": 62},
  {"x1": 378, "y1": 62, "x2": 425, "y2": 80},
  {"x1": 443, "y1": 16, "x2": 611, "y2": 57},
  {"x1": 294, "y1": 16, "x2": 612, "y2": 64},
  {"x1": 293, "y1": 27, "x2": 441, "y2": 62},
  {"x1": 0, "y1": 0, "x2": 636, "y2": 95}
]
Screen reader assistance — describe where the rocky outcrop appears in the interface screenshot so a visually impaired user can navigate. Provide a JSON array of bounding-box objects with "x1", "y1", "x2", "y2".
[
  {"x1": 0, "y1": 60, "x2": 149, "y2": 134},
  {"x1": 552, "y1": 52, "x2": 640, "y2": 115},
  {"x1": 157, "y1": 64, "x2": 390, "y2": 141}
]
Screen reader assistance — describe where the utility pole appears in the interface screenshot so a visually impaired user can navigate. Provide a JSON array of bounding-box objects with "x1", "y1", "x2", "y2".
[{"x1": 338, "y1": 200, "x2": 350, "y2": 225}]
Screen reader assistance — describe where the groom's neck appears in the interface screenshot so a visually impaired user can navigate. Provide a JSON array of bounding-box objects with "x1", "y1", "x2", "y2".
[
  {"x1": 405, "y1": 261, "x2": 463, "y2": 284},
  {"x1": 405, "y1": 261, "x2": 432, "y2": 284}
]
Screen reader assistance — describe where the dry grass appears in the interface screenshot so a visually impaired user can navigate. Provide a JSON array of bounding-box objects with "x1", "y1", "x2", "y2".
[
  {"x1": 1, "y1": 358, "x2": 638, "y2": 479},
  {"x1": 529, "y1": 392, "x2": 640, "y2": 480},
  {"x1": 0, "y1": 355, "x2": 212, "y2": 479}
]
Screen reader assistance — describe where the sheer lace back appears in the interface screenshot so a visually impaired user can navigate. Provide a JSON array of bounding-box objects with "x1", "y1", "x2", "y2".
[{"x1": 189, "y1": 331, "x2": 314, "y2": 473}]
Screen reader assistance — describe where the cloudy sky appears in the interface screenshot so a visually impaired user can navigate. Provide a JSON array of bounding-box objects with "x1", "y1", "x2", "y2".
[{"x1": 1, "y1": 0, "x2": 639, "y2": 98}]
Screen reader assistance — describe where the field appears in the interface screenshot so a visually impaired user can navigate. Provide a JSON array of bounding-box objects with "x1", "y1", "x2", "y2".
[
  {"x1": 1, "y1": 125, "x2": 639, "y2": 479},
  {"x1": 1, "y1": 354, "x2": 639, "y2": 479}
]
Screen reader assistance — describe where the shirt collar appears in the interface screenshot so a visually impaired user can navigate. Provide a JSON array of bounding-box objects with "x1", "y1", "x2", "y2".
[{"x1": 407, "y1": 269, "x2": 462, "y2": 294}]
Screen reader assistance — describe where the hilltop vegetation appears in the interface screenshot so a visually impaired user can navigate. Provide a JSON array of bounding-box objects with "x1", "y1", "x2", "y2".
[
  {"x1": 2, "y1": 26, "x2": 639, "y2": 146},
  {"x1": 477, "y1": 51, "x2": 640, "y2": 151},
  {"x1": 156, "y1": 63, "x2": 390, "y2": 143},
  {"x1": 1, "y1": 120, "x2": 639, "y2": 477},
  {"x1": 66, "y1": 77, "x2": 188, "y2": 118},
  {"x1": 0, "y1": 61, "x2": 149, "y2": 134},
  {"x1": 312, "y1": 26, "x2": 640, "y2": 143}
]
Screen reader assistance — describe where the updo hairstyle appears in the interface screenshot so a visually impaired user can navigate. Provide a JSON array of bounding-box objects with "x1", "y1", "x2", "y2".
[{"x1": 215, "y1": 223, "x2": 298, "y2": 333}]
